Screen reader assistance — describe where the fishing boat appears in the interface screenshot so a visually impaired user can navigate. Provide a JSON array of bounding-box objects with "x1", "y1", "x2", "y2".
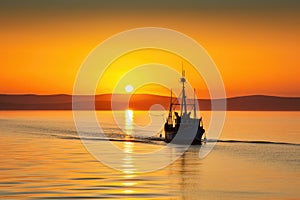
[{"x1": 164, "y1": 69, "x2": 205, "y2": 145}]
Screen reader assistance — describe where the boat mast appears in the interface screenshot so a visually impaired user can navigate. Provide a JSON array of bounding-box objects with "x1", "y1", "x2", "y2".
[
  {"x1": 194, "y1": 88, "x2": 196, "y2": 119},
  {"x1": 167, "y1": 89, "x2": 173, "y2": 124},
  {"x1": 180, "y1": 63, "x2": 187, "y2": 117}
]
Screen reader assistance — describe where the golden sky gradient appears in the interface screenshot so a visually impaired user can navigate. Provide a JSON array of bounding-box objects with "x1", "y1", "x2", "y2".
[{"x1": 1, "y1": 1, "x2": 299, "y2": 98}]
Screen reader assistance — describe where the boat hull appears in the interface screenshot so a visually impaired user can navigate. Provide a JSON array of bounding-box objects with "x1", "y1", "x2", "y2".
[{"x1": 164, "y1": 121, "x2": 205, "y2": 145}]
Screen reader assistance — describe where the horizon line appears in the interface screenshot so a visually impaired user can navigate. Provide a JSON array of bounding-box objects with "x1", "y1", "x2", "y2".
[{"x1": 0, "y1": 93, "x2": 300, "y2": 99}]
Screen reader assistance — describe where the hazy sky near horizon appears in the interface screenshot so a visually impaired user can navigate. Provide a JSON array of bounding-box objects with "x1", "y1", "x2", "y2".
[{"x1": 1, "y1": 0, "x2": 299, "y2": 97}]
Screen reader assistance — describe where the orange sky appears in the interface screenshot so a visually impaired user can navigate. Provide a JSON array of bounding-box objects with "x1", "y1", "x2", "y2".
[{"x1": 1, "y1": 1, "x2": 299, "y2": 98}]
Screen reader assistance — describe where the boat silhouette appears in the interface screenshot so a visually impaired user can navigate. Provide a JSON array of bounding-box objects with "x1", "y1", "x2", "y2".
[{"x1": 164, "y1": 68, "x2": 205, "y2": 145}]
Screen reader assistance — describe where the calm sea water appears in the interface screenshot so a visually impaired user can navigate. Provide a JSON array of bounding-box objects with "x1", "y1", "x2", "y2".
[{"x1": 0, "y1": 111, "x2": 299, "y2": 199}]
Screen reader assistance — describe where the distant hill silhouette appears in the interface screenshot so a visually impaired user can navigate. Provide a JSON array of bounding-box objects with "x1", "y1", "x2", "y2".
[{"x1": 0, "y1": 94, "x2": 299, "y2": 111}]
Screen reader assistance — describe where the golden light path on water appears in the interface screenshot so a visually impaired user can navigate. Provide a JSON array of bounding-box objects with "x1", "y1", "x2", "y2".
[
  {"x1": 123, "y1": 110, "x2": 140, "y2": 195},
  {"x1": 122, "y1": 141, "x2": 136, "y2": 195},
  {"x1": 125, "y1": 109, "x2": 134, "y2": 136}
]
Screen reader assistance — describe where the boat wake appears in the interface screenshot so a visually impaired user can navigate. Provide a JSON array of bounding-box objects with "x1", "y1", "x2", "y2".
[
  {"x1": 9, "y1": 120, "x2": 299, "y2": 146},
  {"x1": 209, "y1": 139, "x2": 300, "y2": 146},
  {"x1": 31, "y1": 130, "x2": 300, "y2": 147}
]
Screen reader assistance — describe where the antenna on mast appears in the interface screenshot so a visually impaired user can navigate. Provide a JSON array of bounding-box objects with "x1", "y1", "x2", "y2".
[
  {"x1": 180, "y1": 61, "x2": 187, "y2": 116},
  {"x1": 181, "y1": 61, "x2": 185, "y2": 77},
  {"x1": 180, "y1": 61, "x2": 186, "y2": 83}
]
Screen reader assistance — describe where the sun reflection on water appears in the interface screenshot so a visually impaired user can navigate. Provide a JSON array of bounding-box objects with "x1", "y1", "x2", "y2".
[
  {"x1": 123, "y1": 189, "x2": 134, "y2": 194},
  {"x1": 122, "y1": 182, "x2": 136, "y2": 186},
  {"x1": 122, "y1": 141, "x2": 137, "y2": 195},
  {"x1": 125, "y1": 109, "x2": 134, "y2": 136},
  {"x1": 122, "y1": 141, "x2": 135, "y2": 173}
]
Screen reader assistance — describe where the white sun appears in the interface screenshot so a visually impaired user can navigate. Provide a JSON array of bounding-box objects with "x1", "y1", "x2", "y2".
[{"x1": 125, "y1": 85, "x2": 134, "y2": 93}]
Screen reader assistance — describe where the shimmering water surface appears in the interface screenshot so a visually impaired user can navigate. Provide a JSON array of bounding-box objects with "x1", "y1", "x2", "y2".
[{"x1": 0, "y1": 111, "x2": 299, "y2": 199}]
